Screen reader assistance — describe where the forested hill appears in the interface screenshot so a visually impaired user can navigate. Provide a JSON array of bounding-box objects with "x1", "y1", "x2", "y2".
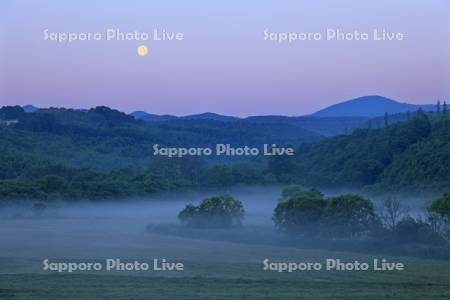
[
  {"x1": 1, "y1": 105, "x2": 450, "y2": 201},
  {"x1": 275, "y1": 110, "x2": 450, "y2": 191},
  {"x1": 0, "y1": 106, "x2": 320, "y2": 171}
]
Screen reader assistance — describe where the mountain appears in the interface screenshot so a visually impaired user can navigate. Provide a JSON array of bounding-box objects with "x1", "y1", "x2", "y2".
[
  {"x1": 130, "y1": 95, "x2": 436, "y2": 136},
  {"x1": 131, "y1": 111, "x2": 240, "y2": 122},
  {"x1": 244, "y1": 115, "x2": 369, "y2": 137},
  {"x1": 22, "y1": 105, "x2": 39, "y2": 113},
  {"x1": 181, "y1": 112, "x2": 240, "y2": 122},
  {"x1": 130, "y1": 111, "x2": 177, "y2": 122},
  {"x1": 313, "y1": 95, "x2": 435, "y2": 117}
]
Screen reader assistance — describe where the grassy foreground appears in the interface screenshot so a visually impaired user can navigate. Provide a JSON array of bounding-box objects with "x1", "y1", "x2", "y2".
[
  {"x1": 0, "y1": 274, "x2": 448, "y2": 300},
  {"x1": 0, "y1": 218, "x2": 449, "y2": 299},
  {"x1": 1, "y1": 266, "x2": 450, "y2": 300}
]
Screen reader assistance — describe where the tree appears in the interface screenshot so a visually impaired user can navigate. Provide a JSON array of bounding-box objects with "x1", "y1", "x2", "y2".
[
  {"x1": 267, "y1": 149, "x2": 297, "y2": 182},
  {"x1": 273, "y1": 193, "x2": 327, "y2": 235},
  {"x1": 393, "y1": 216, "x2": 444, "y2": 245},
  {"x1": 147, "y1": 156, "x2": 207, "y2": 188},
  {"x1": 0, "y1": 180, "x2": 43, "y2": 200},
  {"x1": 0, "y1": 106, "x2": 24, "y2": 120},
  {"x1": 427, "y1": 194, "x2": 450, "y2": 237},
  {"x1": 321, "y1": 194, "x2": 379, "y2": 238},
  {"x1": 178, "y1": 195, "x2": 245, "y2": 228},
  {"x1": 279, "y1": 185, "x2": 323, "y2": 202},
  {"x1": 428, "y1": 193, "x2": 450, "y2": 220},
  {"x1": 17, "y1": 113, "x2": 57, "y2": 132},
  {"x1": 384, "y1": 112, "x2": 389, "y2": 127},
  {"x1": 443, "y1": 101, "x2": 448, "y2": 114},
  {"x1": 203, "y1": 165, "x2": 234, "y2": 188},
  {"x1": 37, "y1": 175, "x2": 66, "y2": 193},
  {"x1": 88, "y1": 106, "x2": 135, "y2": 123},
  {"x1": 379, "y1": 197, "x2": 409, "y2": 230},
  {"x1": 437, "y1": 100, "x2": 441, "y2": 113},
  {"x1": 177, "y1": 204, "x2": 199, "y2": 226}
]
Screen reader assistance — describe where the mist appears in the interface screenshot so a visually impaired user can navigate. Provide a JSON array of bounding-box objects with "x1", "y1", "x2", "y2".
[
  {"x1": 0, "y1": 187, "x2": 282, "y2": 263},
  {"x1": 0, "y1": 186, "x2": 444, "y2": 269}
]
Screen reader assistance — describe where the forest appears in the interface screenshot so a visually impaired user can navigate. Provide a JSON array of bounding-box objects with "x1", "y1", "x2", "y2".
[{"x1": 1, "y1": 105, "x2": 450, "y2": 201}]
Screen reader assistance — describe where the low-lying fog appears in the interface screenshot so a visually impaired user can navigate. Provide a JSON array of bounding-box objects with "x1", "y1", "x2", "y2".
[
  {"x1": 0, "y1": 186, "x2": 435, "y2": 264},
  {"x1": 1, "y1": 186, "x2": 284, "y2": 224},
  {"x1": 0, "y1": 187, "x2": 282, "y2": 262}
]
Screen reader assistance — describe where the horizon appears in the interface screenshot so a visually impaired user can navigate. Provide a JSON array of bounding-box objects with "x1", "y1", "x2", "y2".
[
  {"x1": 14, "y1": 94, "x2": 442, "y2": 118},
  {"x1": 1, "y1": 0, "x2": 449, "y2": 117}
]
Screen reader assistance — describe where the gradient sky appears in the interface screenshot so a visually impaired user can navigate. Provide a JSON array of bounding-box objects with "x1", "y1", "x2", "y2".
[{"x1": 1, "y1": 0, "x2": 449, "y2": 116}]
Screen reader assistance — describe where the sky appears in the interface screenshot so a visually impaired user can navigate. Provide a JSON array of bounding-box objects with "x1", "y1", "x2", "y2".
[{"x1": 1, "y1": 0, "x2": 449, "y2": 116}]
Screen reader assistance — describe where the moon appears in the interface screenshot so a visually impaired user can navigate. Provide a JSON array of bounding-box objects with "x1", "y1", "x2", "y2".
[{"x1": 137, "y1": 45, "x2": 149, "y2": 57}]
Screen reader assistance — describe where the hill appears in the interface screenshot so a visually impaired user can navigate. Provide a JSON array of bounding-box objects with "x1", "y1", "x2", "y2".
[
  {"x1": 0, "y1": 106, "x2": 321, "y2": 171},
  {"x1": 244, "y1": 115, "x2": 369, "y2": 137},
  {"x1": 313, "y1": 95, "x2": 435, "y2": 117},
  {"x1": 22, "y1": 105, "x2": 39, "y2": 113},
  {"x1": 131, "y1": 111, "x2": 238, "y2": 122},
  {"x1": 1, "y1": 106, "x2": 450, "y2": 200},
  {"x1": 181, "y1": 112, "x2": 239, "y2": 122},
  {"x1": 271, "y1": 110, "x2": 450, "y2": 191},
  {"x1": 130, "y1": 111, "x2": 177, "y2": 122},
  {"x1": 130, "y1": 95, "x2": 436, "y2": 136}
]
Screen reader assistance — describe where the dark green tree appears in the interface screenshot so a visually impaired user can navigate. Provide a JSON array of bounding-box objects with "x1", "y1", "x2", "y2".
[
  {"x1": 0, "y1": 106, "x2": 25, "y2": 120},
  {"x1": 321, "y1": 194, "x2": 379, "y2": 238},
  {"x1": 37, "y1": 175, "x2": 66, "y2": 193},
  {"x1": 428, "y1": 193, "x2": 450, "y2": 220},
  {"x1": 178, "y1": 195, "x2": 245, "y2": 228},
  {"x1": 279, "y1": 185, "x2": 323, "y2": 202},
  {"x1": 393, "y1": 216, "x2": 444, "y2": 245},
  {"x1": 273, "y1": 193, "x2": 327, "y2": 235}
]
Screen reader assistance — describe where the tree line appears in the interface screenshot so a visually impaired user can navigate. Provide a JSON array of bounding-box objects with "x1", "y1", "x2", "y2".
[{"x1": 178, "y1": 185, "x2": 450, "y2": 248}]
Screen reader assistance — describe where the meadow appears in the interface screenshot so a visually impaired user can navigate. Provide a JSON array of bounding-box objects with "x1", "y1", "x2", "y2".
[{"x1": 0, "y1": 189, "x2": 449, "y2": 299}]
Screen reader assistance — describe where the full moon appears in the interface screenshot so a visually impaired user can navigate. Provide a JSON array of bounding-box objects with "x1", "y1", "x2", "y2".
[{"x1": 137, "y1": 45, "x2": 149, "y2": 57}]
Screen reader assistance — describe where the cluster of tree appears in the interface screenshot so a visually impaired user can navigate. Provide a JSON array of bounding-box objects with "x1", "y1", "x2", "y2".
[
  {"x1": 2, "y1": 105, "x2": 450, "y2": 201},
  {"x1": 0, "y1": 148, "x2": 274, "y2": 201},
  {"x1": 178, "y1": 195, "x2": 245, "y2": 228},
  {"x1": 0, "y1": 106, "x2": 318, "y2": 172},
  {"x1": 266, "y1": 110, "x2": 450, "y2": 192},
  {"x1": 273, "y1": 185, "x2": 449, "y2": 246},
  {"x1": 0, "y1": 106, "x2": 25, "y2": 120},
  {"x1": 174, "y1": 186, "x2": 450, "y2": 250},
  {"x1": 273, "y1": 186, "x2": 379, "y2": 238}
]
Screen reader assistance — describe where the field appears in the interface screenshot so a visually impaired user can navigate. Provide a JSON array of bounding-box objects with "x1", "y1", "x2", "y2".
[{"x1": 1, "y1": 213, "x2": 450, "y2": 299}]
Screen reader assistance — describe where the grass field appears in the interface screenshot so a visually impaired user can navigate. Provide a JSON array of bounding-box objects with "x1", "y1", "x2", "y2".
[
  {"x1": 2, "y1": 272, "x2": 450, "y2": 300},
  {"x1": 0, "y1": 193, "x2": 449, "y2": 300},
  {"x1": 1, "y1": 217, "x2": 450, "y2": 299}
]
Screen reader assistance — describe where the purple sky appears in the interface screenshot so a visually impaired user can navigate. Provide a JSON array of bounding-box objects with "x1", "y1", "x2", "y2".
[{"x1": 1, "y1": 0, "x2": 449, "y2": 116}]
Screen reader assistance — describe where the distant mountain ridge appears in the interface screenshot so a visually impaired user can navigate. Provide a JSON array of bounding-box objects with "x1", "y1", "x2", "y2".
[
  {"x1": 313, "y1": 95, "x2": 435, "y2": 117},
  {"x1": 130, "y1": 95, "x2": 435, "y2": 121},
  {"x1": 130, "y1": 111, "x2": 177, "y2": 122},
  {"x1": 130, "y1": 111, "x2": 368, "y2": 136},
  {"x1": 181, "y1": 112, "x2": 240, "y2": 122},
  {"x1": 17, "y1": 95, "x2": 436, "y2": 136},
  {"x1": 23, "y1": 95, "x2": 435, "y2": 121},
  {"x1": 22, "y1": 105, "x2": 39, "y2": 113}
]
